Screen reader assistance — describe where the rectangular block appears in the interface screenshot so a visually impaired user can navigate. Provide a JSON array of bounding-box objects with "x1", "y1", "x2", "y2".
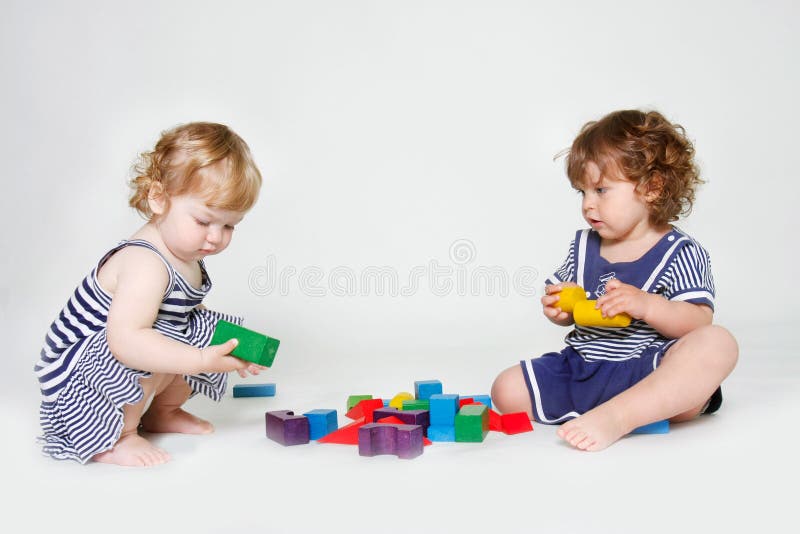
[
  {"x1": 465, "y1": 394, "x2": 492, "y2": 409},
  {"x1": 429, "y1": 394, "x2": 459, "y2": 426},
  {"x1": 402, "y1": 399, "x2": 430, "y2": 411},
  {"x1": 414, "y1": 380, "x2": 443, "y2": 400},
  {"x1": 265, "y1": 410, "x2": 309, "y2": 446},
  {"x1": 427, "y1": 425, "x2": 456, "y2": 442},
  {"x1": 455, "y1": 404, "x2": 489, "y2": 442},
  {"x1": 303, "y1": 409, "x2": 338, "y2": 440},
  {"x1": 631, "y1": 420, "x2": 670, "y2": 434},
  {"x1": 210, "y1": 320, "x2": 280, "y2": 367},
  {"x1": 232, "y1": 383, "x2": 276, "y2": 398}
]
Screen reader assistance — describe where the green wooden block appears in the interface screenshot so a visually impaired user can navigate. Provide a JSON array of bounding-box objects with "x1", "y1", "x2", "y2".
[
  {"x1": 209, "y1": 320, "x2": 280, "y2": 367},
  {"x1": 347, "y1": 395, "x2": 373, "y2": 410},
  {"x1": 455, "y1": 404, "x2": 489, "y2": 442},
  {"x1": 401, "y1": 399, "x2": 430, "y2": 411}
]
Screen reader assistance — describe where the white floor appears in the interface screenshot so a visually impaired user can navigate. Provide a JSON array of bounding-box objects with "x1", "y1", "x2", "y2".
[{"x1": 5, "y1": 321, "x2": 795, "y2": 534}]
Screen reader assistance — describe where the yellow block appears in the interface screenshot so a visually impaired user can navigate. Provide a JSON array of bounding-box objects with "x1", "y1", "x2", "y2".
[
  {"x1": 389, "y1": 392, "x2": 414, "y2": 410},
  {"x1": 573, "y1": 300, "x2": 632, "y2": 327},
  {"x1": 556, "y1": 286, "x2": 588, "y2": 313}
]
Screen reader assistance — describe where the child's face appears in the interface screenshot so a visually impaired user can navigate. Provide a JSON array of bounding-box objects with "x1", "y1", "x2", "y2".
[
  {"x1": 153, "y1": 194, "x2": 245, "y2": 264},
  {"x1": 577, "y1": 161, "x2": 655, "y2": 241}
]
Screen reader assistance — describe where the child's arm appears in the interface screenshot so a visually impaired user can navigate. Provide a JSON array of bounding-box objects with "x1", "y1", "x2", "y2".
[
  {"x1": 104, "y1": 247, "x2": 257, "y2": 375},
  {"x1": 596, "y1": 279, "x2": 712, "y2": 339},
  {"x1": 541, "y1": 283, "x2": 577, "y2": 327}
]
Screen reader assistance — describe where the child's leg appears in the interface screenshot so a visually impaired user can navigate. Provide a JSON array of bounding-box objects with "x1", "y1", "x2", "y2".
[
  {"x1": 558, "y1": 325, "x2": 738, "y2": 451},
  {"x1": 93, "y1": 374, "x2": 172, "y2": 467},
  {"x1": 140, "y1": 374, "x2": 214, "y2": 434},
  {"x1": 491, "y1": 365, "x2": 535, "y2": 418}
]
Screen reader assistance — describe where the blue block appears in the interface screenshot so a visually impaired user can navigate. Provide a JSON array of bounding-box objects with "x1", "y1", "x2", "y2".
[
  {"x1": 303, "y1": 409, "x2": 338, "y2": 440},
  {"x1": 464, "y1": 394, "x2": 492, "y2": 409},
  {"x1": 631, "y1": 420, "x2": 669, "y2": 434},
  {"x1": 429, "y1": 394, "x2": 459, "y2": 426},
  {"x1": 427, "y1": 425, "x2": 456, "y2": 442},
  {"x1": 233, "y1": 383, "x2": 276, "y2": 398},
  {"x1": 414, "y1": 380, "x2": 443, "y2": 400}
]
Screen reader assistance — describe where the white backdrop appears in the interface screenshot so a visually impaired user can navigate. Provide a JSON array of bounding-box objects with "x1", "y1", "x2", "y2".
[{"x1": 2, "y1": 1, "x2": 796, "y2": 417}]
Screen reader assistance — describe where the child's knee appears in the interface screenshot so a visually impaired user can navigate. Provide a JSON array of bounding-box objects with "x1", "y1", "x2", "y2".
[
  {"x1": 491, "y1": 365, "x2": 530, "y2": 415},
  {"x1": 701, "y1": 324, "x2": 739, "y2": 370}
]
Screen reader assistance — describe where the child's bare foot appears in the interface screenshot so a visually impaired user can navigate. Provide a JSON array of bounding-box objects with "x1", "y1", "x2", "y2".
[
  {"x1": 140, "y1": 408, "x2": 214, "y2": 435},
  {"x1": 93, "y1": 432, "x2": 171, "y2": 467},
  {"x1": 557, "y1": 406, "x2": 630, "y2": 451}
]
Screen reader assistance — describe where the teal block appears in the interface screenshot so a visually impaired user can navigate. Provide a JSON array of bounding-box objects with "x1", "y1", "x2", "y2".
[
  {"x1": 632, "y1": 420, "x2": 669, "y2": 434},
  {"x1": 414, "y1": 380, "x2": 443, "y2": 400},
  {"x1": 210, "y1": 320, "x2": 280, "y2": 367},
  {"x1": 465, "y1": 394, "x2": 492, "y2": 409},
  {"x1": 303, "y1": 409, "x2": 338, "y2": 440},
  {"x1": 427, "y1": 425, "x2": 456, "y2": 442},
  {"x1": 430, "y1": 394, "x2": 459, "y2": 426},
  {"x1": 232, "y1": 383, "x2": 276, "y2": 397}
]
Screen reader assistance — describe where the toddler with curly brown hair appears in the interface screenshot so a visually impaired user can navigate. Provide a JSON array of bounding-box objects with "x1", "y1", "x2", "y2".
[{"x1": 491, "y1": 110, "x2": 739, "y2": 451}]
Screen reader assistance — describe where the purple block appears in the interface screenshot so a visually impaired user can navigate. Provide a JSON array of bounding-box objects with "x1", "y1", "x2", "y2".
[
  {"x1": 372, "y1": 407, "x2": 430, "y2": 436},
  {"x1": 265, "y1": 410, "x2": 310, "y2": 446},
  {"x1": 358, "y1": 423, "x2": 424, "y2": 459}
]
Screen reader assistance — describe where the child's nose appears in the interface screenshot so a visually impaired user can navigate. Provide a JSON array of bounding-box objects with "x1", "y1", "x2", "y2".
[{"x1": 207, "y1": 227, "x2": 222, "y2": 244}]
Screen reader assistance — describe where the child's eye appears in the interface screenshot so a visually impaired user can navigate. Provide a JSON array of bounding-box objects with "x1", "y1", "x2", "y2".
[
  {"x1": 596, "y1": 187, "x2": 606, "y2": 194},
  {"x1": 576, "y1": 189, "x2": 585, "y2": 196},
  {"x1": 225, "y1": 224, "x2": 236, "y2": 231},
  {"x1": 195, "y1": 218, "x2": 210, "y2": 226}
]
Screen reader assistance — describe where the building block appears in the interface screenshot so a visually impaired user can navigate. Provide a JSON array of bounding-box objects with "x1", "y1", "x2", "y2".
[
  {"x1": 389, "y1": 392, "x2": 414, "y2": 410},
  {"x1": 232, "y1": 383, "x2": 276, "y2": 397},
  {"x1": 414, "y1": 380, "x2": 443, "y2": 400},
  {"x1": 488, "y1": 409, "x2": 503, "y2": 431},
  {"x1": 429, "y1": 394, "x2": 459, "y2": 426},
  {"x1": 265, "y1": 410, "x2": 309, "y2": 446},
  {"x1": 345, "y1": 398, "x2": 385, "y2": 422},
  {"x1": 373, "y1": 407, "x2": 430, "y2": 435},
  {"x1": 458, "y1": 397, "x2": 475, "y2": 408},
  {"x1": 555, "y1": 286, "x2": 587, "y2": 313},
  {"x1": 465, "y1": 394, "x2": 492, "y2": 409},
  {"x1": 455, "y1": 404, "x2": 489, "y2": 442},
  {"x1": 631, "y1": 420, "x2": 670, "y2": 434},
  {"x1": 402, "y1": 399, "x2": 430, "y2": 411},
  {"x1": 500, "y1": 412, "x2": 533, "y2": 435},
  {"x1": 347, "y1": 394, "x2": 373, "y2": 410},
  {"x1": 573, "y1": 300, "x2": 631, "y2": 327},
  {"x1": 358, "y1": 423, "x2": 424, "y2": 459},
  {"x1": 303, "y1": 409, "x2": 338, "y2": 440},
  {"x1": 317, "y1": 417, "x2": 365, "y2": 445},
  {"x1": 210, "y1": 320, "x2": 280, "y2": 367},
  {"x1": 427, "y1": 425, "x2": 456, "y2": 442}
]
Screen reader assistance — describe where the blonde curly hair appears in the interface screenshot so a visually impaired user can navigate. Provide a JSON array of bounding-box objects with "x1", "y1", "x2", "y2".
[
  {"x1": 129, "y1": 122, "x2": 262, "y2": 219},
  {"x1": 565, "y1": 110, "x2": 703, "y2": 226}
]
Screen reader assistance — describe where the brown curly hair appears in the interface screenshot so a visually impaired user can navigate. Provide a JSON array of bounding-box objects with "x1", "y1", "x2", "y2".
[
  {"x1": 565, "y1": 110, "x2": 702, "y2": 226},
  {"x1": 129, "y1": 122, "x2": 262, "y2": 219}
]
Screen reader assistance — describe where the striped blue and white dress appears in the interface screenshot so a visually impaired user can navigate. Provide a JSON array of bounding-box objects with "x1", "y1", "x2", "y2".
[
  {"x1": 520, "y1": 227, "x2": 715, "y2": 424},
  {"x1": 34, "y1": 239, "x2": 242, "y2": 463}
]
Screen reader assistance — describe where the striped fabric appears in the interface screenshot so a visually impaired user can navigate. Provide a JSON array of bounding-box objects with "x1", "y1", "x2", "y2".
[
  {"x1": 545, "y1": 228, "x2": 715, "y2": 362},
  {"x1": 34, "y1": 239, "x2": 241, "y2": 463}
]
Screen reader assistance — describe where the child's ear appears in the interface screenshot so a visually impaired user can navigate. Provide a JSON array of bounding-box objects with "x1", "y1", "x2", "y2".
[
  {"x1": 644, "y1": 173, "x2": 664, "y2": 203},
  {"x1": 147, "y1": 181, "x2": 168, "y2": 216}
]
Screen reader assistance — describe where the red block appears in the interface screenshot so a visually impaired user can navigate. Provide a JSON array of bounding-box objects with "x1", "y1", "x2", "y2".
[
  {"x1": 488, "y1": 409, "x2": 504, "y2": 432},
  {"x1": 345, "y1": 399, "x2": 385, "y2": 422},
  {"x1": 317, "y1": 417, "x2": 365, "y2": 444},
  {"x1": 458, "y1": 397, "x2": 475, "y2": 408},
  {"x1": 500, "y1": 412, "x2": 533, "y2": 434}
]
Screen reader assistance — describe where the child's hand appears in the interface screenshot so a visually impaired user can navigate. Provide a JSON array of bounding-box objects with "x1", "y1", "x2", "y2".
[
  {"x1": 199, "y1": 339, "x2": 268, "y2": 377},
  {"x1": 596, "y1": 279, "x2": 652, "y2": 320},
  {"x1": 541, "y1": 283, "x2": 578, "y2": 325}
]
